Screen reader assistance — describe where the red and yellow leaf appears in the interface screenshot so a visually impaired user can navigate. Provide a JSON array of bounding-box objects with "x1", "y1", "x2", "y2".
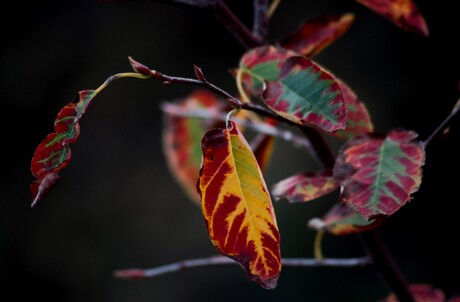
[
  {"x1": 237, "y1": 46, "x2": 296, "y2": 100},
  {"x1": 334, "y1": 129, "x2": 425, "y2": 220},
  {"x1": 198, "y1": 121, "x2": 281, "y2": 289},
  {"x1": 308, "y1": 203, "x2": 383, "y2": 236},
  {"x1": 30, "y1": 90, "x2": 97, "y2": 207},
  {"x1": 163, "y1": 90, "x2": 226, "y2": 204},
  {"x1": 263, "y1": 56, "x2": 347, "y2": 132},
  {"x1": 278, "y1": 13, "x2": 355, "y2": 57},
  {"x1": 272, "y1": 170, "x2": 339, "y2": 203},
  {"x1": 331, "y1": 79, "x2": 374, "y2": 139},
  {"x1": 356, "y1": 0, "x2": 429, "y2": 36},
  {"x1": 383, "y1": 284, "x2": 445, "y2": 302}
]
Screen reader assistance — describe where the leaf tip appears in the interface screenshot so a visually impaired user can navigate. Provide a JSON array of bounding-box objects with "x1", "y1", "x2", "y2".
[
  {"x1": 128, "y1": 56, "x2": 152, "y2": 77},
  {"x1": 30, "y1": 173, "x2": 61, "y2": 208}
]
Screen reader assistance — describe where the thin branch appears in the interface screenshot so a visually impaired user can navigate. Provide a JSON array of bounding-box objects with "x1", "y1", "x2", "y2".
[
  {"x1": 113, "y1": 255, "x2": 372, "y2": 280},
  {"x1": 300, "y1": 127, "x2": 336, "y2": 169},
  {"x1": 423, "y1": 98, "x2": 460, "y2": 147},
  {"x1": 253, "y1": 0, "x2": 269, "y2": 41},
  {"x1": 360, "y1": 231, "x2": 415, "y2": 302},
  {"x1": 160, "y1": 102, "x2": 316, "y2": 152},
  {"x1": 212, "y1": 0, "x2": 262, "y2": 49}
]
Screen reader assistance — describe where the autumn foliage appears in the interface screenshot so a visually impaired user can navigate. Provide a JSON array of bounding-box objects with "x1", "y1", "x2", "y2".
[{"x1": 29, "y1": 0, "x2": 459, "y2": 300}]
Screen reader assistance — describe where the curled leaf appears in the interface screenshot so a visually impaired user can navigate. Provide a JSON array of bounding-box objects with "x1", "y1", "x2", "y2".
[
  {"x1": 272, "y1": 170, "x2": 339, "y2": 203},
  {"x1": 308, "y1": 203, "x2": 383, "y2": 236},
  {"x1": 30, "y1": 90, "x2": 97, "y2": 207},
  {"x1": 334, "y1": 129, "x2": 425, "y2": 220},
  {"x1": 356, "y1": 0, "x2": 429, "y2": 36},
  {"x1": 198, "y1": 121, "x2": 281, "y2": 289},
  {"x1": 263, "y1": 56, "x2": 347, "y2": 132},
  {"x1": 278, "y1": 13, "x2": 355, "y2": 57}
]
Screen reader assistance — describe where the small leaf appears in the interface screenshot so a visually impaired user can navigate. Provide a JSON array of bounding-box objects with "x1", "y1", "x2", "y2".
[
  {"x1": 383, "y1": 284, "x2": 445, "y2": 302},
  {"x1": 272, "y1": 170, "x2": 339, "y2": 203},
  {"x1": 198, "y1": 121, "x2": 281, "y2": 289},
  {"x1": 30, "y1": 90, "x2": 97, "y2": 207},
  {"x1": 308, "y1": 203, "x2": 383, "y2": 236},
  {"x1": 331, "y1": 79, "x2": 374, "y2": 139},
  {"x1": 356, "y1": 0, "x2": 429, "y2": 36},
  {"x1": 334, "y1": 129, "x2": 425, "y2": 220},
  {"x1": 263, "y1": 56, "x2": 347, "y2": 132},
  {"x1": 163, "y1": 90, "x2": 226, "y2": 204},
  {"x1": 237, "y1": 46, "x2": 296, "y2": 99},
  {"x1": 278, "y1": 13, "x2": 355, "y2": 57}
]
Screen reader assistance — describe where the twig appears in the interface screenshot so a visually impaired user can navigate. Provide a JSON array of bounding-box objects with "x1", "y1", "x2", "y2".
[
  {"x1": 114, "y1": 255, "x2": 372, "y2": 280},
  {"x1": 253, "y1": 0, "x2": 269, "y2": 41},
  {"x1": 267, "y1": 0, "x2": 282, "y2": 18},
  {"x1": 160, "y1": 102, "x2": 316, "y2": 152},
  {"x1": 212, "y1": 1, "x2": 262, "y2": 49},
  {"x1": 423, "y1": 98, "x2": 460, "y2": 147}
]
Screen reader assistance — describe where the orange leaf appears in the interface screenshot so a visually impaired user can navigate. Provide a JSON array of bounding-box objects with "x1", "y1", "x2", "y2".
[
  {"x1": 356, "y1": 0, "x2": 429, "y2": 36},
  {"x1": 198, "y1": 121, "x2": 281, "y2": 289}
]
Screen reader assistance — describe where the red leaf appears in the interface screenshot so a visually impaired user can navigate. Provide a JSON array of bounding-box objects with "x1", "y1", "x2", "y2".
[
  {"x1": 278, "y1": 13, "x2": 355, "y2": 57},
  {"x1": 334, "y1": 129, "x2": 425, "y2": 220},
  {"x1": 383, "y1": 284, "x2": 445, "y2": 302},
  {"x1": 272, "y1": 170, "x2": 339, "y2": 203},
  {"x1": 163, "y1": 90, "x2": 227, "y2": 204},
  {"x1": 356, "y1": 0, "x2": 429, "y2": 36},
  {"x1": 30, "y1": 90, "x2": 97, "y2": 207},
  {"x1": 308, "y1": 203, "x2": 383, "y2": 236}
]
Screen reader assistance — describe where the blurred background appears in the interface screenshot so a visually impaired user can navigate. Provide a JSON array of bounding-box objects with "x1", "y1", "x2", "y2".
[{"x1": 1, "y1": 0, "x2": 459, "y2": 301}]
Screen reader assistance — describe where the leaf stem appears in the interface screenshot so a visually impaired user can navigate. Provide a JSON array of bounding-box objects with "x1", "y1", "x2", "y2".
[{"x1": 113, "y1": 255, "x2": 371, "y2": 280}]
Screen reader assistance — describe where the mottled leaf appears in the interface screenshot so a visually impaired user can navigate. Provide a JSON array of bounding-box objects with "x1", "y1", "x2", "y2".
[
  {"x1": 331, "y1": 79, "x2": 374, "y2": 139},
  {"x1": 198, "y1": 121, "x2": 281, "y2": 289},
  {"x1": 383, "y1": 284, "x2": 445, "y2": 302},
  {"x1": 272, "y1": 170, "x2": 339, "y2": 203},
  {"x1": 237, "y1": 46, "x2": 296, "y2": 100},
  {"x1": 163, "y1": 90, "x2": 226, "y2": 204},
  {"x1": 356, "y1": 0, "x2": 429, "y2": 36},
  {"x1": 308, "y1": 203, "x2": 383, "y2": 236},
  {"x1": 263, "y1": 56, "x2": 347, "y2": 132},
  {"x1": 278, "y1": 13, "x2": 355, "y2": 57},
  {"x1": 334, "y1": 129, "x2": 425, "y2": 220},
  {"x1": 30, "y1": 90, "x2": 97, "y2": 207}
]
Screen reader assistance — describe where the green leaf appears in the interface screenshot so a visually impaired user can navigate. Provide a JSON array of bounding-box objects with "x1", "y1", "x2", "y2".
[
  {"x1": 334, "y1": 129, "x2": 425, "y2": 220},
  {"x1": 263, "y1": 56, "x2": 347, "y2": 132}
]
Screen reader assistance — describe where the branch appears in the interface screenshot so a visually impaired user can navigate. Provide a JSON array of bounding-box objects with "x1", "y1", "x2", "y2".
[
  {"x1": 113, "y1": 255, "x2": 371, "y2": 280},
  {"x1": 212, "y1": 1, "x2": 262, "y2": 49},
  {"x1": 160, "y1": 102, "x2": 317, "y2": 153},
  {"x1": 253, "y1": 0, "x2": 269, "y2": 41},
  {"x1": 360, "y1": 231, "x2": 415, "y2": 302},
  {"x1": 423, "y1": 98, "x2": 460, "y2": 147}
]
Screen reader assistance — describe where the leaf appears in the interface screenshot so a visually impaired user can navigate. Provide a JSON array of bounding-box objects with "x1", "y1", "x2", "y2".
[
  {"x1": 356, "y1": 0, "x2": 429, "y2": 36},
  {"x1": 308, "y1": 203, "x2": 383, "y2": 236},
  {"x1": 30, "y1": 90, "x2": 97, "y2": 207},
  {"x1": 163, "y1": 90, "x2": 226, "y2": 205},
  {"x1": 334, "y1": 129, "x2": 425, "y2": 220},
  {"x1": 278, "y1": 13, "x2": 355, "y2": 57},
  {"x1": 331, "y1": 79, "x2": 374, "y2": 139},
  {"x1": 383, "y1": 284, "x2": 445, "y2": 302},
  {"x1": 263, "y1": 56, "x2": 347, "y2": 132},
  {"x1": 272, "y1": 170, "x2": 339, "y2": 203},
  {"x1": 237, "y1": 46, "x2": 297, "y2": 100},
  {"x1": 198, "y1": 121, "x2": 281, "y2": 289}
]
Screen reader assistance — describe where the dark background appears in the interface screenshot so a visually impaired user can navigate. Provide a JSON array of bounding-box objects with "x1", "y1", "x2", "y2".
[{"x1": 1, "y1": 0, "x2": 459, "y2": 301}]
